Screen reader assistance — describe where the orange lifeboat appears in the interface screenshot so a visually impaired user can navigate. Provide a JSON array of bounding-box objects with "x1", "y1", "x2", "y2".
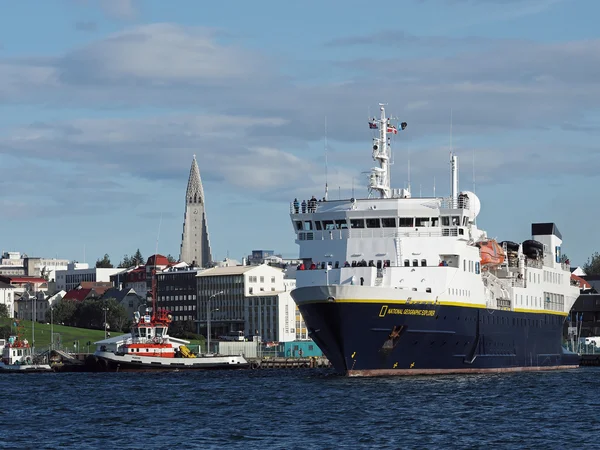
[{"x1": 477, "y1": 240, "x2": 506, "y2": 266}]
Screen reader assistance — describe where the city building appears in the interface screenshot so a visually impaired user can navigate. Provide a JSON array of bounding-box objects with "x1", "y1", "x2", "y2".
[
  {"x1": 109, "y1": 255, "x2": 172, "y2": 300},
  {"x1": 101, "y1": 287, "x2": 145, "y2": 319},
  {"x1": 55, "y1": 262, "x2": 124, "y2": 291},
  {"x1": 0, "y1": 281, "x2": 15, "y2": 317},
  {"x1": 24, "y1": 257, "x2": 70, "y2": 281},
  {"x1": 564, "y1": 292, "x2": 600, "y2": 339},
  {"x1": 179, "y1": 155, "x2": 212, "y2": 267},
  {"x1": 245, "y1": 290, "x2": 296, "y2": 342},
  {"x1": 14, "y1": 291, "x2": 49, "y2": 322},
  {"x1": 156, "y1": 267, "x2": 203, "y2": 323},
  {"x1": 62, "y1": 282, "x2": 113, "y2": 302},
  {"x1": 196, "y1": 264, "x2": 290, "y2": 339},
  {"x1": 0, "y1": 252, "x2": 70, "y2": 280},
  {"x1": 0, "y1": 252, "x2": 25, "y2": 276}
]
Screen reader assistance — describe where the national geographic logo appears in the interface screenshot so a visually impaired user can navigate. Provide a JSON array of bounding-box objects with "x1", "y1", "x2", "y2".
[{"x1": 379, "y1": 305, "x2": 435, "y2": 317}]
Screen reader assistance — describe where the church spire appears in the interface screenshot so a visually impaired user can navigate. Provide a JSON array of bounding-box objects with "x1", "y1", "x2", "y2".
[
  {"x1": 180, "y1": 155, "x2": 212, "y2": 267},
  {"x1": 186, "y1": 154, "x2": 205, "y2": 204}
]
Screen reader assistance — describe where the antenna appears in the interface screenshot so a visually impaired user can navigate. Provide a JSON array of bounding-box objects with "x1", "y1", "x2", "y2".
[
  {"x1": 433, "y1": 176, "x2": 436, "y2": 197},
  {"x1": 472, "y1": 148, "x2": 476, "y2": 193},
  {"x1": 407, "y1": 147, "x2": 411, "y2": 193},
  {"x1": 339, "y1": 186, "x2": 341, "y2": 200},
  {"x1": 450, "y1": 108, "x2": 453, "y2": 157},
  {"x1": 324, "y1": 116, "x2": 329, "y2": 201},
  {"x1": 352, "y1": 176, "x2": 355, "y2": 198},
  {"x1": 151, "y1": 212, "x2": 163, "y2": 319}
]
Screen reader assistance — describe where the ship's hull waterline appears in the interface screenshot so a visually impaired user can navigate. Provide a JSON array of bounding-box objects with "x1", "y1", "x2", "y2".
[{"x1": 293, "y1": 287, "x2": 579, "y2": 377}]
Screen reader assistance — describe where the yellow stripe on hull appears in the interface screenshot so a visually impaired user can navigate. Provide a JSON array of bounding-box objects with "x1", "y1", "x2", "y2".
[{"x1": 299, "y1": 297, "x2": 568, "y2": 316}]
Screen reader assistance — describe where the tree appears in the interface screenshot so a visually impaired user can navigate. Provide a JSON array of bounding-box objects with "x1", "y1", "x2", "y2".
[
  {"x1": 96, "y1": 254, "x2": 114, "y2": 268},
  {"x1": 166, "y1": 254, "x2": 177, "y2": 263},
  {"x1": 119, "y1": 254, "x2": 133, "y2": 268},
  {"x1": 0, "y1": 304, "x2": 9, "y2": 319},
  {"x1": 45, "y1": 300, "x2": 78, "y2": 326},
  {"x1": 119, "y1": 249, "x2": 145, "y2": 268},
  {"x1": 0, "y1": 325, "x2": 11, "y2": 339},
  {"x1": 583, "y1": 252, "x2": 600, "y2": 276},
  {"x1": 132, "y1": 249, "x2": 144, "y2": 266}
]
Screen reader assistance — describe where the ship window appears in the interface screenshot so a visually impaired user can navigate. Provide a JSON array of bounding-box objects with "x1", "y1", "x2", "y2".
[
  {"x1": 377, "y1": 260, "x2": 382, "y2": 269},
  {"x1": 431, "y1": 217, "x2": 439, "y2": 227},
  {"x1": 322, "y1": 220, "x2": 335, "y2": 230},
  {"x1": 315, "y1": 221, "x2": 323, "y2": 231},
  {"x1": 463, "y1": 217, "x2": 468, "y2": 226},
  {"x1": 381, "y1": 218, "x2": 396, "y2": 227},
  {"x1": 475, "y1": 262, "x2": 480, "y2": 274},
  {"x1": 139, "y1": 328, "x2": 147, "y2": 337},
  {"x1": 366, "y1": 218, "x2": 380, "y2": 228},
  {"x1": 415, "y1": 217, "x2": 430, "y2": 227},
  {"x1": 350, "y1": 219, "x2": 364, "y2": 228},
  {"x1": 384, "y1": 260, "x2": 390, "y2": 267},
  {"x1": 303, "y1": 221, "x2": 313, "y2": 231},
  {"x1": 404, "y1": 259, "x2": 410, "y2": 267},
  {"x1": 441, "y1": 217, "x2": 450, "y2": 226},
  {"x1": 399, "y1": 217, "x2": 413, "y2": 227},
  {"x1": 421, "y1": 259, "x2": 427, "y2": 267},
  {"x1": 295, "y1": 221, "x2": 302, "y2": 231},
  {"x1": 459, "y1": 229, "x2": 464, "y2": 235},
  {"x1": 463, "y1": 260, "x2": 466, "y2": 271},
  {"x1": 426, "y1": 288, "x2": 431, "y2": 293},
  {"x1": 452, "y1": 216, "x2": 460, "y2": 226},
  {"x1": 412, "y1": 259, "x2": 418, "y2": 267},
  {"x1": 335, "y1": 219, "x2": 348, "y2": 229}
]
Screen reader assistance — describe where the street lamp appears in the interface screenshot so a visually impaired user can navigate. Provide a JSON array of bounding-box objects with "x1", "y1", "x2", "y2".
[
  {"x1": 102, "y1": 306, "x2": 110, "y2": 339},
  {"x1": 207, "y1": 290, "x2": 224, "y2": 354},
  {"x1": 50, "y1": 305, "x2": 54, "y2": 351}
]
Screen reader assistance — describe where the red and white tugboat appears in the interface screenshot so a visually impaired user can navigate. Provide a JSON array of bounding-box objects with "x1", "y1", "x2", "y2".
[{"x1": 89, "y1": 279, "x2": 249, "y2": 371}]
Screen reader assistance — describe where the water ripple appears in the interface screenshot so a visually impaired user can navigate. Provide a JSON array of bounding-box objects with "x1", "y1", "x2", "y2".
[{"x1": 0, "y1": 368, "x2": 599, "y2": 449}]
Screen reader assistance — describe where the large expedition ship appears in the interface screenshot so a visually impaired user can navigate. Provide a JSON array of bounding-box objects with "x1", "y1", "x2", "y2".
[{"x1": 289, "y1": 104, "x2": 579, "y2": 376}]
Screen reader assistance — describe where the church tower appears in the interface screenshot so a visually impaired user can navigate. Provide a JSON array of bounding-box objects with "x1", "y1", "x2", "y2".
[{"x1": 179, "y1": 155, "x2": 212, "y2": 267}]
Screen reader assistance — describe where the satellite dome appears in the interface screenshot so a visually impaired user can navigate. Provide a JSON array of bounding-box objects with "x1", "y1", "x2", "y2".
[{"x1": 460, "y1": 191, "x2": 481, "y2": 221}]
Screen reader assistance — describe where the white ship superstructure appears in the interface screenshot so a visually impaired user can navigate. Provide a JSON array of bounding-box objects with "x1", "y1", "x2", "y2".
[{"x1": 289, "y1": 103, "x2": 579, "y2": 376}]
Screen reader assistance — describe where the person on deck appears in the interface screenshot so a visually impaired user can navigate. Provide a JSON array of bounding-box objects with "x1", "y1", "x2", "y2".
[{"x1": 293, "y1": 198, "x2": 299, "y2": 214}]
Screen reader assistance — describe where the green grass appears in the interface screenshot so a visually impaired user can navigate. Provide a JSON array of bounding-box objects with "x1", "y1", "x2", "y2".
[{"x1": 0, "y1": 318, "x2": 123, "y2": 352}]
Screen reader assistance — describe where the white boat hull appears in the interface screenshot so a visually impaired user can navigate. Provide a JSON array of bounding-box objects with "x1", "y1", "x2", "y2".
[
  {"x1": 89, "y1": 351, "x2": 250, "y2": 371},
  {"x1": 0, "y1": 362, "x2": 53, "y2": 373}
]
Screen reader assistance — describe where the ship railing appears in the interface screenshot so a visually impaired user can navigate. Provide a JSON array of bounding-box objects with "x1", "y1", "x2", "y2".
[
  {"x1": 297, "y1": 228, "x2": 449, "y2": 241},
  {"x1": 290, "y1": 200, "x2": 320, "y2": 214}
]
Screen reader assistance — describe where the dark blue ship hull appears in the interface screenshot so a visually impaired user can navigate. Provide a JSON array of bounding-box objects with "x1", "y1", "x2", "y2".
[{"x1": 298, "y1": 300, "x2": 579, "y2": 376}]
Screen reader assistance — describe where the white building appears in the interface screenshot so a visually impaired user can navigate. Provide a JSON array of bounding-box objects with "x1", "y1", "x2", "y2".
[
  {"x1": 0, "y1": 281, "x2": 15, "y2": 317},
  {"x1": 196, "y1": 264, "x2": 288, "y2": 338},
  {"x1": 0, "y1": 252, "x2": 25, "y2": 276},
  {"x1": 55, "y1": 263, "x2": 124, "y2": 291},
  {"x1": 245, "y1": 290, "x2": 297, "y2": 342}
]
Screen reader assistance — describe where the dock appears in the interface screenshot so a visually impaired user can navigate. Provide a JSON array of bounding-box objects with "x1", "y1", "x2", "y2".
[
  {"x1": 248, "y1": 356, "x2": 331, "y2": 370},
  {"x1": 580, "y1": 354, "x2": 600, "y2": 366}
]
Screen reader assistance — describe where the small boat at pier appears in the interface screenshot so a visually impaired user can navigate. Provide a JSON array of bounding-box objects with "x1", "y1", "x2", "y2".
[{"x1": 0, "y1": 321, "x2": 52, "y2": 373}]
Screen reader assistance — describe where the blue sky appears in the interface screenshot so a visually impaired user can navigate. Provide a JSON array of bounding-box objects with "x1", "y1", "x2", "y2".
[{"x1": 1, "y1": 0, "x2": 599, "y2": 266}]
